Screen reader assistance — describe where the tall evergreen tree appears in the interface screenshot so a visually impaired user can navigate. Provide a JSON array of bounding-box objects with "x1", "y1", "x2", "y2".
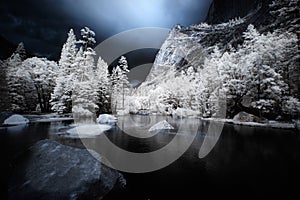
[
  {"x1": 72, "y1": 28, "x2": 99, "y2": 122},
  {"x1": 6, "y1": 50, "x2": 27, "y2": 112},
  {"x1": 51, "y1": 29, "x2": 77, "y2": 113},
  {"x1": 0, "y1": 60, "x2": 9, "y2": 111},
  {"x1": 95, "y1": 57, "x2": 111, "y2": 113},
  {"x1": 79, "y1": 27, "x2": 96, "y2": 51},
  {"x1": 111, "y1": 56, "x2": 130, "y2": 111}
]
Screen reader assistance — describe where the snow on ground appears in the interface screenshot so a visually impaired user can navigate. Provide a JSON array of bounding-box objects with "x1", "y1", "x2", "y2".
[
  {"x1": 174, "y1": 108, "x2": 200, "y2": 118},
  {"x1": 116, "y1": 109, "x2": 130, "y2": 116},
  {"x1": 97, "y1": 114, "x2": 117, "y2": 124},
  {"x1": 149, "y1": 120, "x2": 175, "y2": 132},
  {"x1": 66, "y1": 124, "x2": 112, "y2": 138},
  {"x1": 24, "y1": 114, "x2": 73, "y2": 123},
  {"x1": 35, "y1": 117, "x2": 73, "y2": 122},
  {"x1": 4, "y1": 114, "x2": 29, "y2": 125},
  {"x1": 201, "y1": 118, "x2": 296, "y2": 129}
]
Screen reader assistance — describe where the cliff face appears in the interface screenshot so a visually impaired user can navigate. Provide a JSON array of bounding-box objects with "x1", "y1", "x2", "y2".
[
  {"x1": 140, "y1": 0, "x2": 300, "y2": 98},
  {"x1": 205, "y1": 0, "x2": 263, "y2": 24},
  {"x1": 145, "y1": 0, "x2": 272, "y2": 84}
]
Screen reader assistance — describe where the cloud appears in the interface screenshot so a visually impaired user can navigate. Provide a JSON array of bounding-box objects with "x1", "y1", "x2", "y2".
[{"x1": 0, "y1": 0, "x2": 212, "y2": 60}]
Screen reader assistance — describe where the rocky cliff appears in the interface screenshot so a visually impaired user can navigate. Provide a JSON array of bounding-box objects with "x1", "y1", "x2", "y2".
[
  {"x1": 205, "y1": 0, "x2": 264, "y2": 24},
  {"x1": 141, "y1": 0, "x2": 300, "y2": 97}
]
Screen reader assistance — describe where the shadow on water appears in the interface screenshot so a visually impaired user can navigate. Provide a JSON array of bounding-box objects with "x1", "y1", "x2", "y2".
[
  {"x1": 2, "y1": 116, "x2": 300, "y2": 199},
  {"x1": 102, "y1": 118, "x2": 300, "y2": 199},
  {"x1": 0, "y1": 121, "x2": 73, "y2": 199}
]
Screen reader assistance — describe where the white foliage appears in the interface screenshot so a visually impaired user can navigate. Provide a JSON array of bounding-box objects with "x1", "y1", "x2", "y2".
[
  {"x1": 111, "y1": 56, "x2": 130, "y2": 112},
  {"x1": 132, "y1": 23, "x2": 299, "y2": 118},
  {"x1": 22, "y1": 57, "x2": 58, "y2": 112},
  {"x1": 51, "y1": 29, "x2": 77, "y2": 113}
]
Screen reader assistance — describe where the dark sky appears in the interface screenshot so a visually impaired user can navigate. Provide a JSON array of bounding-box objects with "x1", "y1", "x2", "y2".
[{"x1": 0, "y1": 0, "x2": 212, "y2": 60}]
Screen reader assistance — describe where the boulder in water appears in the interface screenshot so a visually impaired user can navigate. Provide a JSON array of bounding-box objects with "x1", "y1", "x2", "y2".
[
  {"x1": 233, "y1": 111, "x2": 262, "y2": 123},
  {"x1": 8, "y1": 140, "x2": 125, "y2": 200},
  {"x1": 149, "y1": 120, "x2": 175, "y2": 132},
  {"x1": 4, "y1": 114, "x2": 29, "y2": 125},
  {"x1": 97, "y1": 114, "x2": 117, "y2": 125}
]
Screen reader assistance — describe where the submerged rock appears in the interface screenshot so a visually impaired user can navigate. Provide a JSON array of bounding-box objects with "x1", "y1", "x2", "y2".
[
  {"x1": 8, "y1": 140, "x2": 125, "y2": 200},
  {"x1": 66, "y1": 124, "x2": 112, "y2": 138},
  {"x1": 4, "y1": 114, "x2": 29, "y2": 125},
  {"x1": 233, "y1": 111, "x2": 262, "y2": 123},
  {"x1": 97, "y1": 114, "x2": 117, "y2": 125},
  {"x1": 149, "y1": 120, "x2": 175, "y2": 132}
]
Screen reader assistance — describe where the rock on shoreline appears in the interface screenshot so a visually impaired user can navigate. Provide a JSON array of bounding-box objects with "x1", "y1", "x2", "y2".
[{"x1": 8, "y1": 140, "x2": 125, "y2": 200}]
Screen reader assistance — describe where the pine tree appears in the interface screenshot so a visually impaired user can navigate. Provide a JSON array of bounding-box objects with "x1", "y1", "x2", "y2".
[
  {"x1": 241, "y1": 25, "x2": 290, "y2": 116},
  {"x1": 111, "y1": 56, "x2": 130, "y2": 112},
  {"x1": 0, "y1": 60, "x2": 9, "y2": 111},
  {"x1": 15, "y1": 42, "x2": 27, "y2": 60},
  {"x1": 72, "y1": 47, "x2": 98, "y2": 122},
  {"x1": 95, "y1": 57, "x2": 111, "y2": 113},
  {"x1": 6, "y1": 50, "x2": 27, "y2": 112},
  {"x1": 219, "y1": 24, "x2": 300, "y2": 117},
  {"x1": 51, "y1": 29, "x2": 77, "y2": 113},
  {"x1": 201, "y1": 47, "x2": 223, "y2": 117},
  {"x1": 270, "y1": 0, "x2": 300, "y2": 34},
  {"x1": 72, "y1": 27, "x2": 99, "y2": 122},
  {"x1": 111, "y1": 65, "x2": 123, "y2": 111},
  {"x1": 79, "y1": 27, "x2": 96, "y2": 51}
]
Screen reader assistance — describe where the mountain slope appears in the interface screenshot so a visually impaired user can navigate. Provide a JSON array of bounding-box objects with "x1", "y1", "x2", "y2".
[
  {"x1": 134, "y1": 0, "x2": 300, "y2": 118},
  {"x1": 142, "y1": 0, "x2": 299, "y2": 93},
  {"x1": 205, "y1": 0, "x2": 264, "y2": 24}
]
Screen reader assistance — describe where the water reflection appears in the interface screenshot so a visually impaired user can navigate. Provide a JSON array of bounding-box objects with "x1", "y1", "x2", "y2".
[
  {"x1": 6, "y1": 124, "x2": 28, "y2": 134},
  {"x1": 2, "y1": 116, "x2": 300, "y2": 199}
]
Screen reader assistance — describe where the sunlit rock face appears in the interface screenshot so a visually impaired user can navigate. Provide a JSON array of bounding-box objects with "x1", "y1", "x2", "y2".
[
  {"x1": 144, "y1": 1, "x2": 266, "y2": 86},
  {"x1": 143, "y1": 18, "x2": 246, "y2": 86},
  {"x1": 144, "y1": 24, "x2": 205, "y2": 84},
  {"x1": 140, "y1": 0, "x2": 299, "y2": 97}
]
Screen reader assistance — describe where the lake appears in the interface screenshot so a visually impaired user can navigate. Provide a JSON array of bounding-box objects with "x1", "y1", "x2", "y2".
[{"x1": 2, "y1": 115, "x2": 300, "y2": 199}]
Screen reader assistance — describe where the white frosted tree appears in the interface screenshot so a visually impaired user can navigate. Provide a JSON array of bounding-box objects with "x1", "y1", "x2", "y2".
[
  {"x1": 241, "y1": 25, "x2": 290, "y2": 116},
  {"x1": 218, "y1": 24, "x2": 300, "y2": 117},
  {"x1": 6, "y1": 51, "x2": 27, "y2": 112},
  {"x1": 270, "y1": 0, "x2": 300, "y2": 34},
  {"x1": 111, "y1": 65, "x2": 123, "y2": 111},
  {"x1": 51, "y1": 29, "x2": 77, "y2": 113},
  {"x1": 282, "y1": 96, "x2": 300, "y2": 117},
  {"x1": 22, "y1": 57, "x2": 58, "y2": 112},
  {"x1": 79, "y1": 27, "x2": 96, "y2": 51},
  {"x1": 217, "y1": 48, "x2": 249, "y2": 117},
  {"x1": 118, "y1": 56, "x2": 130, "y2": 86},
  {"x1": 72, "y1": 47, "x2": 99, "y2": 122},
  {"x1": 201, "y1": 47, "x2": 224, "y2": 117},
  {"x1": 72, "y1": 27, "x2": 99, "y2": 122},
  {"x1": 111, "y1": 56, "x2": 130, "y2": 112},
  {"x1": 0, "y1": 60, "x2": 9, "y2": 111},
  {"x1": 95, "y1": 57, "x2": 111, "y2": 113},
  {"x1": 15, "y1": 42, "x2": 27, "y2": 60}
]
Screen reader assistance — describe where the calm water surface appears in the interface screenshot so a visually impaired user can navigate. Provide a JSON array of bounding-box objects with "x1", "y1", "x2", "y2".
[{"x1": 2, "y1": 116, "x2": 300, "y2": 199}]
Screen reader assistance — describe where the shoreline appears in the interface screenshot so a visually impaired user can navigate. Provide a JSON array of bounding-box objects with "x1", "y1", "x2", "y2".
[
  {"x1": 200, "y1": 117, "x2": 298, "y2": 130},
  {"x1": 1, "y1": 113, "x2": 299, "y2": 130}
]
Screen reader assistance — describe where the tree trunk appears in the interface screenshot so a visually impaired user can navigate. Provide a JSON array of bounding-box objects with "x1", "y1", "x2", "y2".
[{"x1": 35, "y1": 85, "x2": 44, "y2": 113}]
